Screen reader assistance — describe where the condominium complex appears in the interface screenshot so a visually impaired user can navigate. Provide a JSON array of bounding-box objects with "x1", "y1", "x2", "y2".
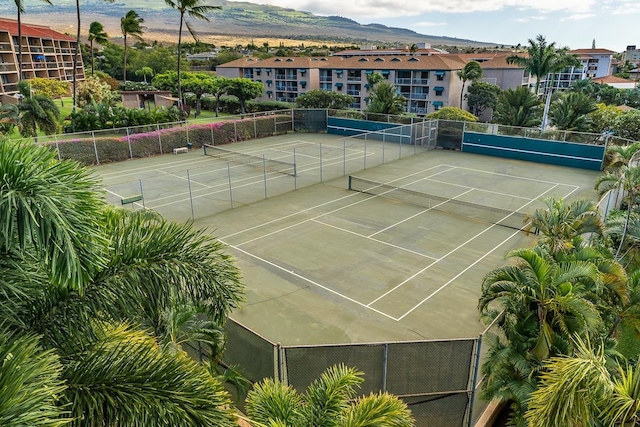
[
  {"x1": 0, "y1": 18, "x2": 84, "y2": 102},
  {"x1": 537, "y1": 48, "x2": 615, "y2": 95},
  {"x1": 216, "y1": 53, "x2": 526, "y2": 115}
]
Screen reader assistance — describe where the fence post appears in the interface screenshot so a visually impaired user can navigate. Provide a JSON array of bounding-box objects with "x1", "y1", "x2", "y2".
[
  {"x1": 382, "y1": 131, "x2": 386, "y2": 163},
  {"x1": 187, "y1": 170, "x2": 195, "y2": 221},
  {"x1": 157, "y1": 124, "x2": 162, "y2": 154},
  {"x1": 263, "y1": 156, "x2": 268, "y2": 199},
  {"x1": 364, "y1": 135, "x2": 367, "y2": 169},
  {"x1": 343, "y1": 139, "x2": 346, "y2": 176},
  {"x1": 126, "y1": 128, "x2": 133, "y2": 159},
  {"x1": 54, "y1": 135, "x2": 61, "y2": 160},
  {"x1": 233, "y1": 121, "x2": 238, "y2": 143},
  {"x1": 92, "y1": 131, "x2": 99, "y2": 165},
  {"x1": 294, "y1": 148, "x2": 298, "y2": 190},
  {"x1": 467, "y1": 335, "x2": 483, "y2": 427},
  {"x1": 319, "y1": 144, "x2": 323, "y2": 182},
  {"x1": 291, "y1": 109, "x2": 295, "y2": 132},
  {"x1": 227, "y1": 162, "x2": 234, "y2": 209},
  {"x1": 382, "y1": 343, "x2": 388, "y2": 393}
]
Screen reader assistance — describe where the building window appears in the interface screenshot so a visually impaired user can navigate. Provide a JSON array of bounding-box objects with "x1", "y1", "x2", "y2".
[
  {"x1": 433, "y1": 86, "x2": 444, "y2": 96},
  {"x1": 433, "y1": 101, "x2": 443, "y2": 110},
  {"x1": 434, "y1": 71, "x2": 445, "y2": 81}
]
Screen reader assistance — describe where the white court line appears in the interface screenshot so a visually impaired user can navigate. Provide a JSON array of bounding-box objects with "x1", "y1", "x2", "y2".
[
  {"x1": 368, "y1": 188, "x2": 475, "y2": 238},
  {"x1": 441, "y1": 164, "x2": 582, "y2": 188},
  {"x1": 224, "y1": 243, "x2": 398, "y2": 321},
  {"x1": 221, "y1": 164, "x2": 452, "y2": 241},
  {"x1": 233, "y1": 167, "x2": 456, "y2": 247},
  {"x1": 423, "y1": 177, "x2": 532, "y2": 201},
  {"x1": 367, "y1": 183, "x2": 561, "y2": 310},
  {"x1": 312, "y1": 219, "x2": 439, "y2": 261},
  {"x1": 395, "y1": 185, "x2": 587, "y2": 321}
]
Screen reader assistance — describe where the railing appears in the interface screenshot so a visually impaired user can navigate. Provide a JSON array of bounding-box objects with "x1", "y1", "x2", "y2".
[
  {"x1": 347, "y1": 90, "x2": 360, "y2": 96},
  {"x1": 347, "y1": 76, "x2": 361, "y2": 81},
  {"x1": 0, "y1": 62, "x2": 14, "y2": 72},
  {"x1": 0, "y1": 43, "x2": 12, "y2": 51},
  {"x1": 409, "y1": 93, "x2": 429, "y2": 100},
  {"x1": 395, "y1": 78, "x2": 430, "y2": 85}
]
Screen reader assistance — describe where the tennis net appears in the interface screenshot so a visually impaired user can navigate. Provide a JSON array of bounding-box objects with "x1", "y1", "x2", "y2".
[
  {"x1": 348, "y1": 176, "x2": 530, "y2": 231},
  {"x1": 203, "y1": 144, "x2": 297, "y2": 176}
]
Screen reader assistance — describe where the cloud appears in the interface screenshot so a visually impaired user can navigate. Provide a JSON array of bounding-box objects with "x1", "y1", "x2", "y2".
[
  {"x1": 254, "y1": 0, "x2": 605, "y2": 19},
  {"x1": 561, "y1": 13, "x2": 596, "y2": 20},
  {"x1": 515, "y1": 15, "x2": 548, "y2": 22},
  {"x1": 413, "y1": 21, "x2": 448, "y2": 27}
]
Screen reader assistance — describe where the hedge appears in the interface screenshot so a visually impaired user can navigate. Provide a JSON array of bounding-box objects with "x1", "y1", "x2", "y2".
[{"x1": 48, "y1": 114, "x2": 293, "y2": 165}]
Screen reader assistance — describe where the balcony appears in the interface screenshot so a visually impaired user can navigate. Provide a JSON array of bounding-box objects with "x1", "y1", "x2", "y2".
[
  {"x1": 0, "y1": 62, "x2": 15, "y2": 72},
  {"x1": 395, "y1": 78, "x2": 429, "y2": 85},
  {"x1": 347, "y1": 90, "x2": 360, "y2": 96},
  {"x1": 2, "y1": 83, "x2": 18, "y2": 92},
  {"x1": 410, "y1": 93, "x2": 429, "y2": 99},
  {"x1": 347, "y1": 76, "x2": 361, "y2": 81},
  {"x1": 0, "y1": 43, "x2": 12, "y2": 51}
]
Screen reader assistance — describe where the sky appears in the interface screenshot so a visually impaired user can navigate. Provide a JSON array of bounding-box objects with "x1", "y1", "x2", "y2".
[{"x1": 243, "y1": 0, "x2": 639, "y2": 51}]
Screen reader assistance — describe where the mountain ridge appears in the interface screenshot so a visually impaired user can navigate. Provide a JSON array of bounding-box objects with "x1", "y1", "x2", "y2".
[{"x1": 0, "y1": 0, "x2": 494, "y2": 46}]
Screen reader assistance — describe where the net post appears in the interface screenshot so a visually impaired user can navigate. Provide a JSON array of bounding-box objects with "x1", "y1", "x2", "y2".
[
  {"x1": 348, "y1": 175, "x2": 352, "y2": 190},
  {"x1": 138, "y1": 179, "x2": 146, "y2": 209},
  {"x1": 227, "y1": 162, "x2": 233, "y2": 209},
  {"x1": 187, "y1": 169, "x2": 195, "y2": 220}
]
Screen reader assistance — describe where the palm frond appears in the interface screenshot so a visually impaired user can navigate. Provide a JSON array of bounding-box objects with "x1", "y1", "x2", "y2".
[
  {"x1": 61, "y1": 323, "x2": 236, "y2": 427},
  {"x1": 245, "y1": 378, "x2": 303, "y2": 426},
  {"x1": 342, "y1": 392, "x2": 415, "y2": 427}
]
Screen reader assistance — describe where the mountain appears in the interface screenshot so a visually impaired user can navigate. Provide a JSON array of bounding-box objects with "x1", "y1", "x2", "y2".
[{"x1": 0, "y1": 0, "x2": 493, "y2": 46}]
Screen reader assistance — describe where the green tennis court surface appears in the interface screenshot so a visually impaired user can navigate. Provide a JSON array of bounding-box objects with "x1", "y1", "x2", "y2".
[{"x1": 94, "y1": 133, "x2": 598, "y2": 345}]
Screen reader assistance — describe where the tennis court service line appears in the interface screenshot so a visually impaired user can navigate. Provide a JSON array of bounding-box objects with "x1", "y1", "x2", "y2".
[
  {"x1": 395, "y1": 185, "x2": 584, "y2": 321},
  {"x1": 223, "y1": 243, "x2": 399, "y2": 321},
  {"x1": 367, "y1": 183, "x2": 561, "y2": 312},
  {"x1": 311, "y1": 219, "x2": 439, "y2": 261},
  {"x1": 220, "y1": 164, "x2": 452, "y2": 241},
  {"x1": 232, "y1": 167, "x2": 457, "y2": 247},
  {"x1": 442, "y1": 164, "x2": 582, "y2": 188}
]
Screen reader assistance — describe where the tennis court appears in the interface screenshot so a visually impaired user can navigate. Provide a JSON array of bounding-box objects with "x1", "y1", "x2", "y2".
[
  {"x1": 96, "y1": 131, "x2": 428, "y2": 222},
  {"x1": 95, "y1": 134, "x2": 600, "y2": 343},
  {"x1": 202, "y1": 146, "x2": 599, "y2": 345}
]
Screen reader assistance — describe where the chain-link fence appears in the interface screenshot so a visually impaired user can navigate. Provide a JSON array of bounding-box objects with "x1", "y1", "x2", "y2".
[{"x1": 222, "y1": 319, "x2": 481, "y2": 427}]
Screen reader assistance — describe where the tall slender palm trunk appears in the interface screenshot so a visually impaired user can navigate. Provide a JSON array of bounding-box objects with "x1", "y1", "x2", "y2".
[
  {"x1": 72, "y1": 0, "x2": 80, "y2": 111},
  {"x1": 17, "y1": 7, "x2": 22, "y2": 80},
  {"x1": 177, "y1": 13, "x2": 184, "y2": 107}
]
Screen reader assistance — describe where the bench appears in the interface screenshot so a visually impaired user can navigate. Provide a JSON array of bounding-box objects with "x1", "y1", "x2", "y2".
[
  {"x1": 173, "y1": 147, "x2": 189, "y2": 154},
  {"x1": 121, "y1": 194, "x2": 143, "y2": 205}
]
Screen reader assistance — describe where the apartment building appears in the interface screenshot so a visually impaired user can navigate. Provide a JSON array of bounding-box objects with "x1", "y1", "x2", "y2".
[
  {"x1": 537, "y1": 48, "x2": 615, "y2": 95},
  {"x1": 0, "y1": 18, "x2": 84, "y2": 101},
  {"x1": 218, "y1": 54, "x2": 507, "y2": 115}
]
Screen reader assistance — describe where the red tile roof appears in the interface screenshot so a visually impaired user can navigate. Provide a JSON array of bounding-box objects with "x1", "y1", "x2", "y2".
[
  {"x1": 0, "y1": 17, "x2": 75, "y2": 41},
  {"x1": 593, "y1": 75, "x2": 635, "y2": 84}
]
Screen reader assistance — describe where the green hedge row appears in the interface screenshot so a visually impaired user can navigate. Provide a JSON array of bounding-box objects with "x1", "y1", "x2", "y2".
[{"x1": 49, "y1": 115, "x2": 293, "y2": 165}]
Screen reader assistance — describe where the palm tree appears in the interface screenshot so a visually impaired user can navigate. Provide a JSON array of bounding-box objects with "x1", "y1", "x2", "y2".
[
  {"x1": 13, "y1": 0, "x2": 53, "y2": 80},
  {"x1": 121, "y1": 10, "x2": 144, "y2": 83},
  {"x1": 478, "y1": 246, "x2": 604, "y2": 422},
  {"x1": 164, "y1": 0, "x2": 221, "y2": 107},
  {"x1": 595, "y1": 165, "x2": 640, "y2": 257},
  {"x1": 506, "y1": 34, "x2": 559, "y2": 95},
  {"x1": 88, "y1": 21, "x2": 109, "y2": 76},
  {"x1": 14, "y1": 80, "x2": 60, "y2": 138},
  {"x1": 0, "y1": 141, "x2": 245, "y2": 425},
  {"x1": 245, "y1": 364, "x2": 415, "y2": 427},
  {"x1": 367, "y1": 81, "x2": 407, "y2": 115},
  {"x1": 603, "y1": 142, "x2": 640, "y2": 171},
  {"x1": 493, "y1": 86, "x2": 541, "y2": 127},
  {"x1": 525, "y1": 336, "x2": 640, "y2": 427},
  {"x1": 525, "y1": 197, "x2": 604, "y2": 255},
  {"x1": 457, "y1": 61, "x2": 483, "y2": 109},
  {"x1": 549, "y1": 92, "x2": 597, "y2": 132}
]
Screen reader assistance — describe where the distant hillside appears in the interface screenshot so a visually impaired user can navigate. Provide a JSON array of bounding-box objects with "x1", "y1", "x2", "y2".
[{"x1": 0, "y1": 0, "x2": 493, "y2": 46}]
